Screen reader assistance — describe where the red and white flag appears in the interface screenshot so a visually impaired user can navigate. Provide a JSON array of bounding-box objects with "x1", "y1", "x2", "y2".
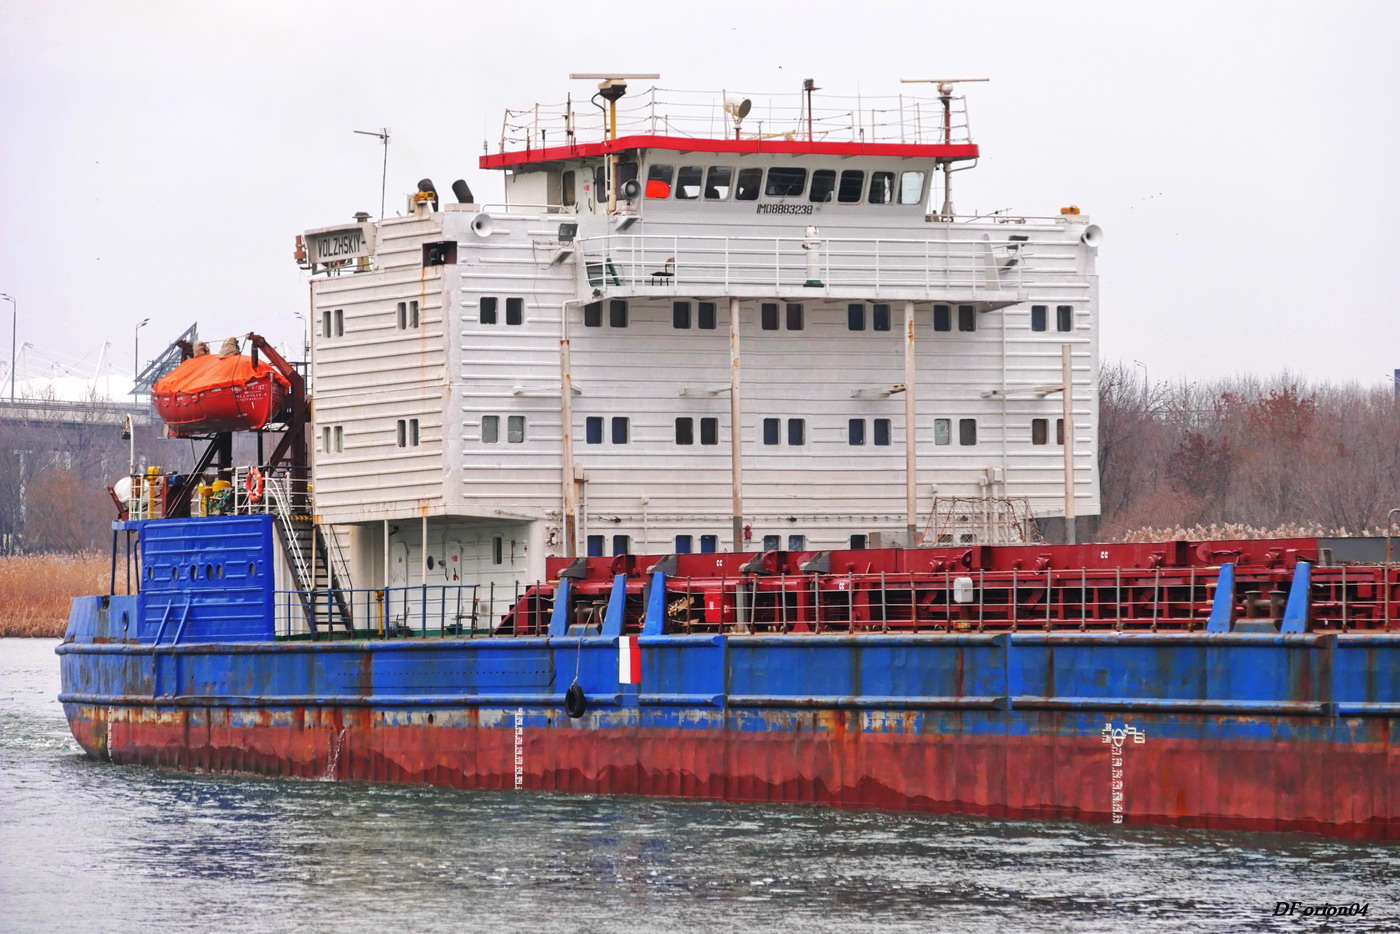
[{"x1": 618, "y1": 636, "x2": 641, "y2": 684}]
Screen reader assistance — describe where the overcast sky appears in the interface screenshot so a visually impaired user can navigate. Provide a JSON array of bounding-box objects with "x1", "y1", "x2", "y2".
[{"x1": 2, "y1": 0, "x2": 1397, "y2": 389}]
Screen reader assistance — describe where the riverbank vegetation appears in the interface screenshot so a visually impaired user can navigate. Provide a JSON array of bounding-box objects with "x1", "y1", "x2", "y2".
[{"x1": 0, "y1": 552, "x2": 113, "y2": 637}]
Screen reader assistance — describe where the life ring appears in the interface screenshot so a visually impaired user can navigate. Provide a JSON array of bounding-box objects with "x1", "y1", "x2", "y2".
[
  {"x1": 244, "y1": 468, "x2": 265, "y2": 504},
  {"x1": 564, "y1": 683, "x2": 587, "y2": 720}
]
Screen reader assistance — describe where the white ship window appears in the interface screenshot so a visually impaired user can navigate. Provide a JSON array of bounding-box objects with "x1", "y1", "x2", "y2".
[
  {"x1": 700, "y1": 535, "x2": 718, "y2": 553},
  {"x1": 396, "y1": 418, "x2": 420, "y2": 448},
  {"x1": 761, "y1": 302, "x2": 803, "y2": 330},
  {"x1": 397, "y1": 300, "x2": 420, "y2": 330},
  {"x1": 933, "y1": 304, "x2": 951, "y2": 331},
  {"x1": 507, "y1": 415, "x2": 526, "y2": 443},
  {"x1": 646, "y1": 164, "x2": 673, "y2": 199},
  {"x1": 763, "y1": 534, "x2": 781, "y2": 551},
  {"x1": 873, "y1": 418, "x2": 891, "y2": 446},
  {"x1": 506, "y1": 297, "x2": 524, "y2": 326},
  {"x1": 899, "y1": 171, "x2": 926, "y2": 204},
  {"x1": 788, "y1": 418, "x2": 806, "y2": 445},
  {"x1": 958, "y1": 305, "x2": 976, "y2": 332},
  {"x1": 788, "y1": 535, "x2": 806, "y2": 551},
  {"x1": 482, "y1": 415, "x2": 500, "y2": 444},
  {"x1": 837, "y1": 170, "x2": 864, "y2": 203},
  {"x1": 585, "y1": 417, "x2": 603, "y2": 444},
  {"x1": 676, "y1": 166, "x2": 703, "y2": 200},
  {"x1": 698, "y1": 302, "x2": 717, "y2": 329},
  {"x1": 587, "y1": 535, "x2": 604, "y2": 557},
  {"x1": 562, "y1": 170, "x2": 576, "y2": 206},
  {"x1": 609, "y1": 300, "x2": 628, "y2": 328},
  {"x1": 1030, "y1": 305, "x2": 1047, "y2": 332},
  {"x1": 934, "y1": 418, "x2": 951, "y2": 445},
  {"x1": 612, "y1": 535, "x2": 631, "y2": 556},
  {"x1": 848, "y1": 419, "x2": 865, "y2": 445},
  {"x1": 700, "y1": 417, "x2": 718, "y2": 445},
  {"x1": 492, "y1": 536, "x2": 504, "y2": 565},
  {"x1": 850, "y1": 534, "x2": 868, "y2": 550},
  {"x1": 735, "y1": 167, "x2": 762, "y2": 201},
  {"x1": 675, "y1": 417, "x2": 694, "y2": 445},
  {"x1": 611, "y1": 416, "x2": 629, "y2": 444},
  {"x1": 959, "y1": 418, "x2": 977, "y2": 446},
  {"x1": 869, "y1": 172, "x2": 895, "y2": 205},
  {"x1": 705, "y1": 166, "x2": 733, "y2": 200},
  {"x1": 481, "y1": 297, "x2": 498, "y2": 325},
  {"x1": 675, "y1": 535, "x2": 693, "y2": 554},
  {"x1": 762, "y1": 418, "x2": 780, "y2": 445},
  {"x1": 765, "y1": 167, "x2": 808, "y2": 198},
  {"x1": 673, "y1": 302, "x2": 691, "y2": 329},
  {"x1": 848, "y1": 304, "x2": 865, "y2": 331},
  {"x1": 1032, "y1": 418, "x2": 1047, "y2": 446},
  {"x1": 322, "y1": 308, "x2": 344, "y2": 338},
  {"x1": 809, "y1": 169, "x2": 836, "y2": 203},
  {"x1": 584, "y1": 302, "x2": 602, "y2": 327},
  {"x1": 872, "y1": 304, "x2": 891, "y2": 332},
  {"x1": 1056, "y1": 305, "x2": 1074, "y2": 332}
]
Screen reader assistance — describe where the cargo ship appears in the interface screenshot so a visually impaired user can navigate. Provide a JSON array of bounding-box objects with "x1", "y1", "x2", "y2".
[{"x1": 58, "y1": 77, "x2": 1400, "y2": 839}]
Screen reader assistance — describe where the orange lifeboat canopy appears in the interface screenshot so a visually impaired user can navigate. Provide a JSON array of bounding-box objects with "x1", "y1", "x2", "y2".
[{"x1": 152, "y1": 354, "x2": 292, "y2": 435}]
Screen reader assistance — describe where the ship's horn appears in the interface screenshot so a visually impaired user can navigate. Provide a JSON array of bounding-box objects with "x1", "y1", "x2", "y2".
[{"x1": 471, "y1": 213, "x2": 494, "y2": 238}]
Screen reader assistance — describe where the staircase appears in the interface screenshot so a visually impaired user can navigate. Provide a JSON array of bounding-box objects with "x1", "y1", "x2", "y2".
[{"x1": 261, "y1": 472, "x2": 353, "y2": 634}]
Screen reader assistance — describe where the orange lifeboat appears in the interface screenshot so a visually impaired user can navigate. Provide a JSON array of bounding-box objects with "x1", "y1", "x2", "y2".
[{"x1": 153, "y1": 352, "x2": 291, "y2": 435}]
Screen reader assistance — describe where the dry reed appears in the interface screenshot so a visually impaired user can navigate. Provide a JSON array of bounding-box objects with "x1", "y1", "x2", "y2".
[{"x1": 0, "y1": 553, "x2": 116, "y2": 638}]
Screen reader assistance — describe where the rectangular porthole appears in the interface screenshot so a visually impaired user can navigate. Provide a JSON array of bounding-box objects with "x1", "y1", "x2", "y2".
[
  {"x1": 587, "y1": 535, "x2": 604, "y2": 557},
  {"x1": 1031, "y1": 305, "x2": 1047, "y2": 332},
  {"x1": 506, "y1": 297, "x2": 523, "y2": 326},
  {"x1": 675, "y1": 535, "x2": 693, "y2": 553},
  {"x1": 848, "y1": 418, "x2": 865, "y2": 445},
  {"x1": 873, "y1": 418, "x2": 891, "y2": 446},
  {"x1": 933, "y1": 305, "x2": 951, "y2": 332},
  {"x1": 959, "y1": 418, "x2": 977, "y2": 445},
  {"x1": 611, "y1": 417, "x2": 629, "y2": 444},
  {"x1": 673, "y1": 301, "x2": 691, "y2": 329},
  {"x1": 675, "y1": 417, "x2": 694, "y2": 445},
  {"x1": 872, "y1": 304, "x2": 891, "y2": 331},
  {"x1": 481, "y1": 297, "x2": 498, "y2": 325},
  {"x1": 507, "y1": 415, "x2": 525, "y2": 443},
  {"x1": 482, "y1": 415, "x2": 500, "y2": 444},
  {"x1": 958, "y1": 305, "x2": 976, "y2": 332},
  {"x1": 934, "y1": 418, "x2": 951, "y2": 446},
  {"x1": 848, "y1": 304, "x2": 865, "y2": 331},
  {"x1": 697, "y1": 302, "x2": 717, "y2": 329},
  {"x1": 699, "y1": 535, "x2": 718, "y2": 553},
  {"x1": 1057, "y1": 305, "x2": 1074, "y2": 331},
  {"x1": 761, "y1": 303, "x2": 779, "y2": 330},
  {"x1": 699, "y1": 417, "x2": 719, "y2": 445},
  {"x1": 585, "y1": 417, "x2": 602, "y2": 444}
]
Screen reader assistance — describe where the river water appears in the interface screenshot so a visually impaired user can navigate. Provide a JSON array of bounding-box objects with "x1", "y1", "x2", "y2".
[{"x1": 1, "y1": 637, "x2": 1396, "y2": 933}]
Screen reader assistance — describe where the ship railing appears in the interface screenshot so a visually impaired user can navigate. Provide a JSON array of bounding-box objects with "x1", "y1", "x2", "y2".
[
  {"x1": 271, "y1": 580, "x2": 550, "y2": 639},
  {"x1": 497, "y1": 87, "x2": 972, "y2": 153},
  {"x1": 625, "y1": 564, "x2": 1400, "y2": 635},
  {"x1": 230, "y1": 465, "x2": 311, "y2": 516},
  {"x1": 574, "y1": 233, "x2": 1067, "y2": 299}
]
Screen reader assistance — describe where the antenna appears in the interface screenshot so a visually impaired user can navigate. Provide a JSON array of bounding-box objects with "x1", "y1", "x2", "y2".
[
  {"x1": 900, "y1": 78, "x2": 989, "y2": 220},
  {"x1": 568, "y1": 74, "x2": 660, "y2": 213},
  {"x1": 353, "y1": 127, "x2": 390, "y2": 220}
]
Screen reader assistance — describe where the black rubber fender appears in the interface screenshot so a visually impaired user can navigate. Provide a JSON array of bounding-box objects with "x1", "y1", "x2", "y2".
[{"x1": 564, "y1": 683, "x2": 587, "y2": 719}]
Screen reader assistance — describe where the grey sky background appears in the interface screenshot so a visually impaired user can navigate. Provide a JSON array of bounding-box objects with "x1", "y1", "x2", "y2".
[{"x1": 2, "y1": 0, "x2": 1397, "y2": 390}]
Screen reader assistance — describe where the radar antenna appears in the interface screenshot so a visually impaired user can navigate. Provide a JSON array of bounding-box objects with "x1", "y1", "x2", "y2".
[{"x1": 900, "y1": 78, "x2": 989, "y2": 220}]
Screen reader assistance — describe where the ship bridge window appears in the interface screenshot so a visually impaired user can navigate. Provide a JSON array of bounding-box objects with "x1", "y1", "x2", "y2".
[
  {"x1": 899, "y1": 171, "x2": 926, "y2": 204},
  {"x1": 704, "y1": 166, "x2": 732, "y2": 200},
  {"x1": 594, "y1": 166, "x2": 607, "y2": 204},
  {"x1": 646, "y1": 164, "x2": 673, "y2": 199},
  {"x1": 869, "y1": 171, "x2": 895, "y2": 205},
  {"x1": 837, "y1": 170, "x2": 864, "y2": 203},
  {"x1": 809, "y1": 169, "x2": 836, "y2": 203},
  {"x1": 765, "y1": 167, "x2": 808, "y2": 197},
  {"x1": 562, "y1": 170, "x2": 576, "y2": 206},
  {"x1": 734, "y1": 167, "x2": 762, "y2": 201},
  {"x1": 675, "y1": 166, "x2": 703, "y2": 199}
]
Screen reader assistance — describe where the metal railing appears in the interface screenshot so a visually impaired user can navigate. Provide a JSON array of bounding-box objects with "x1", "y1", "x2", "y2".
[
  {"x1": 498, "y1": 87, "x2": 973, "y2": 152},
  {"x1": 576, "y1": 233, "x2": 1048, "y2": 298},
  {"x1": 272, "y1": 581, "x2": 550, "y2": 639}
]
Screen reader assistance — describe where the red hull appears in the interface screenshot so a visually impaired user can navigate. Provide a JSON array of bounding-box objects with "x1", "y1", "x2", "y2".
[{"x1": 65, "y1": 705, "x2": 1400, "y2": 840}]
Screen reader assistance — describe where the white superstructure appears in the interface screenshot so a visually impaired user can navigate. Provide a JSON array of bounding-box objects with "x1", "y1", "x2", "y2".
[{"x1": 301, "y1": 80, "x2": 1102, "y2": 607}]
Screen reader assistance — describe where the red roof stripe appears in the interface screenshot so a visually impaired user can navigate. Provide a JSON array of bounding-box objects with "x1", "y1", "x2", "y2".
[{"x1": 479, "y1": 135, "x2": 978, "y2": 170}]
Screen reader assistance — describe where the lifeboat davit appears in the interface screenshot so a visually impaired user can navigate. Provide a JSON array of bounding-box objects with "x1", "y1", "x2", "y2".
[{"x1": 153, "y1": 352, "x2": 291, "y2": 435}]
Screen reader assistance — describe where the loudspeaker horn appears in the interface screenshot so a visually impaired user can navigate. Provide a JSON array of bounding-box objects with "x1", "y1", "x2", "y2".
[{"x1": 471, "y1": 213, "x2": 494, "y2": 238}]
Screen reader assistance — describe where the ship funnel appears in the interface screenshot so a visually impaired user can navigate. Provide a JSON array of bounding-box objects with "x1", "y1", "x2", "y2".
[
  {"x1": 1080, "y1": 224, "x2": 1103, "y2": 247},
  {"x1": 451, "y1": 179, "x2": 474, "y2": 204},
  {"x1": 471, "y1": 213, "x2": 494, "y2": 238}
]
